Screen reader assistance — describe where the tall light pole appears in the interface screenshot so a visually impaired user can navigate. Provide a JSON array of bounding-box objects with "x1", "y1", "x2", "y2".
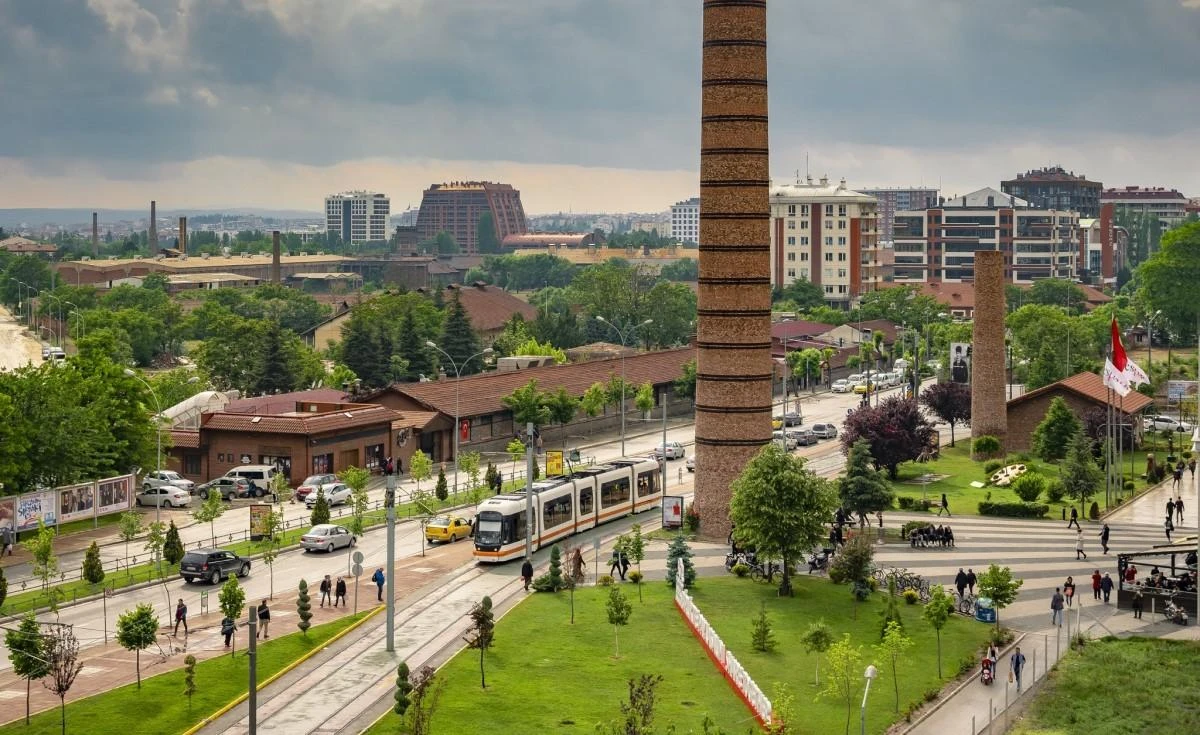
[
  {"x1": 860, "y1": 664, "x2": 878, "y2": 735},
  {"x1": 595, "y1": 316, "x2": 653, "y2": 456},
  {"x1": 425, "y1": 343, "x2": 494, "y2": 495},
  {"x1": 124, "y1": 368, "x2": 163, "y2": 524}
]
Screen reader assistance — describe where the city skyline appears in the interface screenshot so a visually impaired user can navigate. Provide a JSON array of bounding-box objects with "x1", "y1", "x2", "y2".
[{"x1": 1, "y1": 0, "x2": 1198, "y2": 212}]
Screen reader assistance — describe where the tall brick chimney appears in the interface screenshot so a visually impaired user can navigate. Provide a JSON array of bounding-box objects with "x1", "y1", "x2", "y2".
[
  {"x1": 693, "y1": 0, "x2": 772, "y2": 541},
  {"x1": 1099, "y1": 202, "x2": 1114, "y2": 282},
  {"x1": 971, "y1": 250, "x2": 1007, "y2": 452},
  {"x1": 148, "y1": 200, "x2": 157, "y2": 249},
  {"x1": 178, "y1": 216, "x2": 188, "y2": 254},
  {"x1": 271, "y1": 231, "x2": 282, "y2": 283},
  {"x1": 91, "y1": 212, "x2": 99, "y2": 256}
]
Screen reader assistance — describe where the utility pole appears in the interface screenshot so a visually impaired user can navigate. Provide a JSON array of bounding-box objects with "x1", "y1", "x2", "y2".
[
  {"x1": 248, "y1": 606, "x2": 258, "y2": 735},
  {"x1": 661, "y1": 389, "x2": 668, "y2": 489},
  {"x1": 524, "y1": 421, "x2": 535, "y2": 561},
  {"x1": 385, "y1": 471, "x2": 396, "y2": 652}
]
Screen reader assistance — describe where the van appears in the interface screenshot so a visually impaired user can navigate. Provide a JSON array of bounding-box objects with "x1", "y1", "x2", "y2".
[{"x1": 223, "y1": 465, "x2": 280, "y2": 496}]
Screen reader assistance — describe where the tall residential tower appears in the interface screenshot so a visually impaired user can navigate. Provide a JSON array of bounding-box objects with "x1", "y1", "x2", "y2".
[{"x1": 325, "y1": 191, "x2": 391, "y2": 244}]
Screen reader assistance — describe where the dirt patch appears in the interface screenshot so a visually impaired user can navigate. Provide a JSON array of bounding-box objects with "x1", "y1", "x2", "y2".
[{"x1": 0, "y1": 304, "x2": 44, "y2": 371}]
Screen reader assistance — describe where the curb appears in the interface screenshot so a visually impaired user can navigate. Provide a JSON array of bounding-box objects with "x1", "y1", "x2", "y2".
[
  {"x1": 900, "y1": 632, "x2": 1026, "y2": 733},
  {"x1": 180, "y1": 604, "x2": 385, "y2": 735}
]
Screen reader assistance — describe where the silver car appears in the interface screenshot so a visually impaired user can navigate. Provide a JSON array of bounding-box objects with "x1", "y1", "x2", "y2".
[
  {"x1": 305, "y1": 483, "x2": 352, "y2": 508},
  {"x1": 142, "y1": 469, "x2": 195, "y2": 492},
  {"x1": 299, "y1": 524, "x2": 356, "y2": 553}
]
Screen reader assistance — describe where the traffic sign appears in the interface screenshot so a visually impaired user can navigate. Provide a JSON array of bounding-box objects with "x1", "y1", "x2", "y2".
[
  {"x1": 352, "y1": 563, "x2": 363, "y2": 577},
  {"x1": 352, "y1": 551, "x2": 364, "y2": 564}
]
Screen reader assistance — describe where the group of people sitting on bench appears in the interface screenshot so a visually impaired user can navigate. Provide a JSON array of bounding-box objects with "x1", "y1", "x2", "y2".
[{"x1": 909, "y1": 524, "x2": 954, "y2": 548}]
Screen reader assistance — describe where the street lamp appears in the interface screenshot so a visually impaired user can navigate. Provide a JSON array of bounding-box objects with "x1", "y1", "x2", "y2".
[
  {"x1": 860, "y1": 664, "x2": 878, "y2": 735},
  {"x1": 124, "y1": 368, "x2": 164, "y2": 524},
  {"x1": 595, "y1": 316, "x2": 653, "y2": 456},
  {"x1": 424, "y1": 342, "x2": 494, "y2": 495}
]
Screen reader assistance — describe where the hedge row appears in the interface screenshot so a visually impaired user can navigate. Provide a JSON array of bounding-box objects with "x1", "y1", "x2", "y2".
[{"x1": 978, "y1": 501, "x2": 1049, "y2": 518}]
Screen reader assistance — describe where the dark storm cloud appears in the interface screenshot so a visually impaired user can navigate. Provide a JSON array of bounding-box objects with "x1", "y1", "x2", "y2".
[{"x1": 0, "y1": 0, "x2": 1197, "y2": 170}]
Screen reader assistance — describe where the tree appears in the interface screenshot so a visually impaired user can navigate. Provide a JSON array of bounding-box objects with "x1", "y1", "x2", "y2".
[
  {"x1": 829, "y1": 534, "x2": 875, "y2": 618},
  {"x1": 543, "y1": 387, "x2": 579, "y2": 450},
  {"x1": 394, "y1": 661, "x2": 413, "y2": 717},
  {"x1": 1061, "y1": 430, "x2": 1103, "y2": 517},
  {"x1": 581, "y1": 381, "x2": 608, "y2": 417},
  {"x1": 192, "y1": 490, "x2": 227, "y2": 547},
  {"x1": 252, "y1": 321, "x2": 299, "y2": 396},
  {"x1": 634, "y1": 382, "x2": 655, "y2": 415},
  {"x1": 919, "y1": 381, "x2": 972, "y2": 447},
  {"x1": 463, "y1": 596, "x2": 495, "y2": 689},
  {"x1": 1032, "y1": 396, "x2": 1083, "y2": 462},
  {"x1": 297, "y1": 579, "x2": 313, "y2": 637},
  {"x1": 7, "y1": 614, "x2": 49, "y2": 724},
  {"x1": 976, "y1": 564, "x2": 1024, "y2": 631},
  {"x1": 309, "y1": 488, "x2": 331, "y2": 525},
  {"x1": 674, "y1": 359, "x2": 697, "y2": 400},
  {"x1": 606, "y1": 585, "x2": 633, "y2": 658},
  {"x1": 476, "y1": 211, "x2": 501, "y2": 254},
  {"x1": 1138, "y1": 221, "x2": 1200, "y2": 336},
  {"x1": 435, "y1": 465, "x2": 449, "y2": 501},
  {"x1": 838, "y1": 439, "x2": 893, "y2": 519},
  {"x1": 144, "y1": 520, "x2": 166, "y2": 577},
  {"x1": 256, "y1": 509, "x2": 285, "y2": 599},
  {"x1": 404, "y1": 665, "x2": 445, "y2": 735},
  {"x1": 219, "y1": 576, "x2": 247, "y2": 655},
  {"x1": 270, "y1": 471, "x2": 292, "y2": 504},
  {"x1": 459, "y1": 451, "x2": 483, "y2": 501},
  {"x1": 183, "y1": 654, "x2": 197, "y2": 710},
  {"x1": 627, "y1": 524, "x2": 646, "y2": 572},
  {"x1": 43, "y1": 623, "x2": 84, "y2": 735},
  {"x1": 751, "y1": 603, "x2": 777, "y2": 652},
  {"x1": 410, "y1": 450, "x2": 433, "y2": 498},
  {"x1": 802, "y1": 620, "x2": 834, "y2": 686},
  {"x1": 598, "y1": 675, "x2": 665, "y2": 735},
  {"x1": 118, "y1": 511, "x2": 143, "y2": 563},
  {"x1": 923, "y1": 586, "x2": 955, "y2": 679},
  {"x1": 820, "y1": 633, "x2": 866, "y2": 735},
  {"x1": 787, "y1": 348, "x2": 824, "y2": 391},
  {"x1": 876, "y1": 620, "x2": 913, "y2": 713},
  {"x1": 116, "y1": 603, "x2": 159, "y2": 689},
  {"x1": 437, "y1": 290, "x2": 484, "y2": 376},
  {"x1": 774, "y1": 278, "x2": 825, "y2": 310},
  {"x1": 82, "y1": 541, "x2": 105, "y2": 587},
  {"x1": 163, "y1": 521, "x2": 185, "y2": 567},
  {"x1": 24, "y1": 520, "x2": 57, "y2": 591},
  {"x1": 506, "y1": 438, "x2": 526, "y2": 483},
  {"x1": 841, "y1": 396, "x2": 936, "y2": 479},
  {"x1": 339, "y1": 466, "x2": 371, "y2": 535},
  {"x1": 730, "y1": 443, "x2": 837, "y2": 596},
  {"x1": 664, "y1": 534, "x2": 696, "y2": 589},
  {"x1": 501, "y1": 379, "x2": 550, "y2": 429}
]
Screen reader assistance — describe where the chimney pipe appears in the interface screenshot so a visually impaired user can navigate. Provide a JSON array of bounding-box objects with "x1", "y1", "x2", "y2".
[
  {"x1": 92, "y1": 212, "x2": 99, "y2": 256},
  {"x1": 271, "y1": 230, "x2": 282, "y2": 283},
  {"x1": 149, "y1": 200, "x2": 157, "y2": 249},
  {"x1": 178, "y1": 216, "x2": 188, "y2": 254}
]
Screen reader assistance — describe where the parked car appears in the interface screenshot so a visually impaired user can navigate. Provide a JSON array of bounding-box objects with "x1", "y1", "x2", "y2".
[
  {"x1": 773, "y1": 430, "x2": 798, "y2": 450},
  {"x1": 223, "y1": 465, "x2": 281, "y2": 496},
  {"x1": 832, "y1": 379, "x2": 851, "y2": 393},
  {"x1": 195, "y1": 476, "x2": 252, "y2": 501},
  {"x1": 779, "y1": 412, "x2": 803, "y2": 427},
  {"x1": 853, "y1": 382, "x2": 877, "y2": 395},
  {"x1": 300, "y1": 524, "x2": 357, "y2": 553},
  {"x1": 1144, "y1": 415, "x2": 1192, "y2": 433},
  {"x1": 787, "y1": 429, "x2": 818, "y2": 446},
  {"x1": 425, "y1": 515, "x2": 473, "y2": 544},
  {"x1": 686, "y1": 455, "x2": 695, "y2": 472},
  {"x1": 653, "y1": 442, "x2": 686, "y2": 460},
  {"x1": 135, "y1": 486, "x2": 193, "y2": 508},
  {"x1": 811, "y1": 423, "x2": 839, "y2": 439},
  {"x1": 142, "y1": 469, "x2": 194, "y2": 492},
  {"x1": 180, "y1": 548, "x2": 250, "y2": 584},
  {"x1": 295, "y1": 473, "x2": 339, "y2": 502},
  {"x1": 847, "y1": 373, "x2": 865, "y2": 385},
  {"x1": 305, "y1": 483, "x2": 351, "y2": 508}
]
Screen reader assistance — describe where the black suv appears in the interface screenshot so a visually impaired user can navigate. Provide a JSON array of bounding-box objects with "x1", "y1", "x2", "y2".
[{"x1": 180, "y1": 549, "x2": 251, "y2": 584}]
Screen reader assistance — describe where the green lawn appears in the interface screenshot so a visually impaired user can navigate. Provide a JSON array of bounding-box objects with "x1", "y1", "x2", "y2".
[
  {"x1": 367, "y1": 583, "x2": 754, "y2": 735},
  {"x1": 0, "y1": 612, "x2": 368, "y2": 735},
  {"x1": 1011, "y1": 637, "x2": 1200, "y2": 735},
  {"x1": 54, "y1": 512, "x2": 126, "y2": 536},
  {"x1": 690, "y1": 576, "x2": 992, "y2": 734}
]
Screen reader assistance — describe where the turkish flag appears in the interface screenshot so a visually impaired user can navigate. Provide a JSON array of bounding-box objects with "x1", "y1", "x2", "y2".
[{"x1": 1110, "y1": 318, "x2": 1127, "y2": 372}]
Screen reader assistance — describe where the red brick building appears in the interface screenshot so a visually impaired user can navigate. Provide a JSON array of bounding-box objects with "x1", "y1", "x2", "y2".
[
  {"x1": 1005, "y1": 372, "x2": 1153, "y2": 452},
  {"x1": 415, "y1": 181, "x2": 528, "y2": 254}
]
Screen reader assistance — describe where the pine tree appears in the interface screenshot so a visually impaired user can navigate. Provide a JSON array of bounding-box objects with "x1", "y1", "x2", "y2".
[
  {"x1": 162, "y1": 521, "x2": 185, "y2": 566},
  {"x1": 435, "y1": 466, "x2": 448, "y2": 501},
  {"x1": 311, "y1": 488, "x2": 331, "y2": 525},
  {"x1": 394, "y1": 661, "x2": 413, "y2": 716},
  {"x1": 1032, "y1": 396, "x2": 1083, "y2": 462},
  {"x1": 254, "y1": 321, "x2": 297, "y2": 395},
  {"x1": 398, "y1": 309, "x2": 434, "y2": 382},
  {"x1": 547, "y1": 546, "x2": 563, "y2": 591},
  {"x1": 296, "y1": 579, "x2": 313, "y2": 637},
  {"x1": 664, "y1": 534, "x2": 696, "y2": 588},
  {"x1": 182, "y1": 655, "x2": 197, "y2": 711},
  {"x1": 82, "y1": 542, "x2": 105, "y2": 587},
  {"x1": 751, "y1": 602, "x2": 777, "y2": 652},
  {"x1": 878, "y1": 578, "x2": 904, "y2": 638},
  {"x1": 438, "y1": 290, "x2": 484, "y2": 375},
  {"x1": 839, "y1": 439, "x2": 893, "y2": 518}
]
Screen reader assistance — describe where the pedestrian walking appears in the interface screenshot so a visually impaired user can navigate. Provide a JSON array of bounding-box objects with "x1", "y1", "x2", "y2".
[
  {"x1": 1075, "y1": 529, "x2": 1088, "y2": 560},
  {"x1": 372, "y1": 567, "x2": 385, "y2": 602},
  {"x1": 609, "y1": 546, "x2": 623, "y2": 580},
  {"x1": 520, "y1": 559, "x2": 534, "y2": 591},
  {"x1": 1100, "y1": 573, "x2": 1113, "y2": 604},
  {"x1": 221, "y1": 615, "x2": 236, "y2": 648},
  {"x1": 1050, "y1": 588, "x2": 1064, "y2": 626},
  {"x1": 174, "y1": 598, "x2": 188, "y2": 636},
  {"x1": 1165, "y1": 515, "x2": 1174, "y2": 542},
  {"x1": 1067, "y1": 506, "x2": 1080, "y2": 530},
  {"x1": 967, "y1": 568, "x2": 977, "y2": 596},
  {"x1": 876, "y1": 510, "x2": 884, "y2": 528},
  {"x1": 1176, "y1": 496, "x2": 1185, "y2": 524},
  {"x1": 1100, "y1": 523, "x2": 1111, "y2": 555},
  {"x1": 1010, "y1": 647, "x2": 1027, "y2": 692},
  {"x1": 0, "y1": 525, "x2": 12, "y2": 556},
  {"x1": 257, "y1": 600, "x2": 271, "y2": 638},
  {"x1": 936, "y1": 493, "x2": 951, "y2": 517},
  {"x1": 955, "y1": 568, "x2": 968, "y2": 600},
  {"x1": 1172, "y1": 465, "x2": 1183, "y2": 491},
  {"x1": 619, "y1": 549, "x2": 631, "y2": 580},
  {"x1": 1063, "y1": 575, "x2": 1076, "y2": 607},
  {"x1": 1091, "y1": 569, "x2": 1102, "y2": 600},
  {"x1": 320, "y1": 575, "x2": 332, "y2": 607},
  {"x1": 1131, "y1": 587, "x2": 1144, "y2": 619},
  {"x1": 1167, "y1": 498, "x2": 1176, "y2": 521},
  {"x1": 334, "y1": 577, "x2": 347, "y2": 607},
  {"x1": 1190, "y1": 458, "x2": 1197, "y2": 481}
]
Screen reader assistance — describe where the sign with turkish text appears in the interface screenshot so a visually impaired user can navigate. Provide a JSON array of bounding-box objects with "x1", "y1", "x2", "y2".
[
  {"x1": 546, "y1": 450, "x2": 563, "y2": 477},
  {"x1": 249, "y1": 504, "x2": 272, "y2": 541},
  {"x1": 16, "y1": 492, "x2": 57, "y2": 531}
]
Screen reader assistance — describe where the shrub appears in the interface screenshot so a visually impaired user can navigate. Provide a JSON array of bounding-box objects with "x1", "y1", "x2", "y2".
[
  {"x1": 983, "y1": 460, "x2": 1004, "y2": 477},
  {"x1": 973, "y1": 435, "x2": 1002, "y2": 456},
  {"x1": 902, "y1": 590, "x2": 920, "y2": 605},
  {"x1": 900, "y1": 520, "x2": 928, "y2": 538},
  {"x1": 1088, "y1": 501, "x2": 1100, "y2": 520},
  {"x1": 751, "y1": 603, "x2": 777, "y2": 653},
  {"x1": 1005, "y1": 452, "x2": 1033, "y2": 464},
  {"x1": 597, "y1": 575, "x2": 615, "y2": 587},
  {"x1": 1010, "y1": 473, "x2": 1046, "y2": 503},
  {"x1": 684, "y1": 504, "x2": 700, "y2": 533},
  {"x1": 897, "y1": 497, "x2": 934, "y2": 511},
  {"x1": 731, "y1": 563, "x2": 750, "y2": 578},
  {"x1": 1045, "y1": 479, "x2": 1065, "y2": 503},
  {"x1": 978, "y1": 501, "x2": 1049, "y2": 518},
  {"x1": 1123, "y1": 480, "x2": 1135, "y2": 492}
]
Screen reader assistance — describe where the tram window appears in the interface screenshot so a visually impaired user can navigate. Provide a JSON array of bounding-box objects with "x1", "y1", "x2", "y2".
[
  {"x1": 600, "y1": 477, "x2": 630, "y2": 507},
  {"x1": 637, "y1": 471, "x2": 659, "y2": 497},
  {"x1": 543, "y1": 496, "x2": 572, "y2": 528},
  {"x1": 502, "y1": 513, "x2": 529, "y2": 543},
  {"x1": 579, "y1": 487, "x2": 594, "y2": 515}
]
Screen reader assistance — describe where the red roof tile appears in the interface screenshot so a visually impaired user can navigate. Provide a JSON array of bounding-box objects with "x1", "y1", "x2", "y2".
[
  {"x1": 223, "y1": 389, "x2": 348, "y2": 415},
  {"x1": 170, "y1": 430, "x2": 200, "y2": 448},
  {"x1": 202, "y1": 404, "x2": 407, "y2": 435},
  {"x1": 439, "y1": 283, "x2": 538, "y2": 333},
  {"x1": 1007, "y1": 371, "x2": 1154, "y2": 414},
  {"x1": 771, "y1": 321, "x2": 834, "y2": 339}
]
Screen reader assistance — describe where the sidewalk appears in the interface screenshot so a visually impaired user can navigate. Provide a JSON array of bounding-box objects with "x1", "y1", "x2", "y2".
[{"x1": 1105, "y1": 473, "x2": 1198, "y2": 530}]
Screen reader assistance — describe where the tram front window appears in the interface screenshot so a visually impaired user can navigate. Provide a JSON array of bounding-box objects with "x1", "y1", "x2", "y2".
[{"x1": 475, "y1": 514, "x2": 502, "y2": 545}]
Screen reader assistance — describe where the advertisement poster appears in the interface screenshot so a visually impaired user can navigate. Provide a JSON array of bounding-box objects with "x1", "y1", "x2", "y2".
[
  {"x1": 96, "y1": 475, "x2": 133, "y2": 516},
  {"x1": 1167, "y1": 381, "x2": 1198, "y2": 403},
  {"x1": 545, "y1": 450, "x2": 563, "y2": 477},
  {"x1": 58, "y1": 482, "x2": 96, "y2": 524},
  {"x1": 16, "y1": 492, "x2": 57, "y2": 531},
  {"x1": 250, "y1": 504, "x2": 272, "y2": 541},
  {"x1": 0, "y1": 497, "x2": 14, "y2": 536},
  {"x1": 950, "y1": 343, "x2": 972, "y2": 384},
  {"x1": 662, "y1": 495, "x2": 684, "y2": 529}
]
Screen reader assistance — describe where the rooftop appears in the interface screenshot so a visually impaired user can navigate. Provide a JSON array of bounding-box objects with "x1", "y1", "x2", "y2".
[
  {"x1": 941, "y1": 187, "x2": 1030, "y2": 209},
  {"x1": 0, "y1": 236, "x2": 57, "y2": 253},
  {"x1": 61, "y1": 253, "x2": 352, "y2": 271},
  {"x1": 1007, "y1": 371, "x2": 1153, "y2": 414},
  {"x1": 1003, "y1": 167, "x2": 1100, "y2": 185},
  {"x1": 770, "y1": 177, "x2": 877, "y2": 202},
  {"x1": 202, "y1": 402, "x2": 406, "y2": 435},
  {"x1": 771, "y1": 320, "x2": 835, "y2": 339},
  {"x1": 1101, "y1": 187, "x2": 1188, "y2": 201},
  {"x1": 439, "y1": 282, "x2": 537, "y2": 332}
]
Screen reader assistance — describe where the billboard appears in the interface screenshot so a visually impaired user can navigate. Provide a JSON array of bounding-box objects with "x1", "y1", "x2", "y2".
[
  {"x1": 662, "y1": 495, "x2": 684, "y2": 529},
  {"x1": 0, "y1": 497, "x2": 14, "y2": 537},
  {"x1": 545, "y1": 450, "x2": 564, "y2": 477},
  {"x1": 16, "y1": 491, "x2": 57, "y2": 532},
  {"x1": 250, "y1": 504, "x2": 273, "y2": 541},
  {"x1": 1167, "y1": 381, "x2": 1198, "y2": 403},
  {"x1": 58, "y1": 482, "x2": 96, "y2": 524},
  {"x1": 950, "y1": 343, "x2": 972, "y2": 384},
  {"x1": 96, "y1": 475, "x2": 133, "y2": 516}
]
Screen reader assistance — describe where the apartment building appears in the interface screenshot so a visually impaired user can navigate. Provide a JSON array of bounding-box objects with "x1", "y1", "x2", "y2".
[
  {"x1": 1101, "y1": 186, "x2": 1191, "y2": 229},
  {"x1": 768, "y1": 177, "x2": 881, "y2": 306},
  {"x1": 891, "y1": 187, "x2": 1078, "y2": 284},
  {"x1": 415, "y1": 181, "x2": 528, "y2": 254},
  {"x1": 858, "y1": 187, "x2": 939, "y2": 244},
  {"x1": 1001, "y1": 166, "x2": 1102, "y2": 218},
  {"x1": 325, "y1": 191, "x2": 390, "y2": 244},
  {"x1": 670, "y1": 197, "x2": 700, "y2": 245}
]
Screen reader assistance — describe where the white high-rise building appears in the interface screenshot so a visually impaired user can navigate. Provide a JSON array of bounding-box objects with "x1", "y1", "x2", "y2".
[
  {"x1": 670, "y1": 197, "x2": 700, "y2": 245},
  {"x1": 325, "y1": 191, "x2": 390, "y2": 244}
]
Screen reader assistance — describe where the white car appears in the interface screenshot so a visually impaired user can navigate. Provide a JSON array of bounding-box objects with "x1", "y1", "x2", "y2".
[
  {"x1": 1145, "y1": 415, "x2": 1192, "y2": 433},
  {"x1": 135, "y1": 486, "x2": 193, "y2": 508},
  {"x1": 142, "y1": 469, "x2": 195, "y2": 493},
  {"x1": 305, "y1": 483, "x2": 352, "y2": 508},
  {"x1": 686, "y1": 456, "x2": 695, "y2": 472},
  {"x1": 773, "y1": 430, "x2": 798, "y2": 450},
  {"x1": 653, "y1": 442, "x2": 686, "y2": 460},
  {"x1": 300, "y1": 524, "x2": 357, "y2": 552},
  {"x1": 832, "y1": 379, "x2": 851, "y2": 393}
]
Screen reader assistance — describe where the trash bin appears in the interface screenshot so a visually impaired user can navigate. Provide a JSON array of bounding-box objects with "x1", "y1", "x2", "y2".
[
  {"x1": 974, "y1": 596, "x2": 996, "y2": 624},
  {"x1": 569, "y1": 448, "x2": 581, "y2": 463}
]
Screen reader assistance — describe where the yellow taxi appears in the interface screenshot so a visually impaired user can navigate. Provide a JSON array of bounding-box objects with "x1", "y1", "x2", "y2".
[
  {"x1": 425, "y1": 515, "x2": 473, "y2": 544},
  {"x1": 853, "y1": 382, "x2": 877, "y2": 395}
]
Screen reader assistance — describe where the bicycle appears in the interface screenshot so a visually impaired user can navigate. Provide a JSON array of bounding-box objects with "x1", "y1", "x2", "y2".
[
  {"x1": 750, "y1": 560, "x2": 782, "y2": 583},
  {"x1": 955, "y1": 591, "x2": 977, "y2": 615}
]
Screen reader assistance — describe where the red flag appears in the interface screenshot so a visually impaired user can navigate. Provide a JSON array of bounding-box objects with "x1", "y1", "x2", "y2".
[{"x1": 1110, "y1": 319, "x2": 1127, "y2": 371}]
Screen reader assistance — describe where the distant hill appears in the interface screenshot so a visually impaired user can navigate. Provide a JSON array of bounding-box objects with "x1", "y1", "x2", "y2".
[{"x1": 0, "y1": 208, "x2": 323, "y2": 228}]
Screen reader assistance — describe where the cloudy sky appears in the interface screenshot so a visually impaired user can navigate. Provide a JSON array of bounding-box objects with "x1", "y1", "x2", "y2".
[{"x1": 1, "y1": 0, "x2": 1198, "y2": 214}]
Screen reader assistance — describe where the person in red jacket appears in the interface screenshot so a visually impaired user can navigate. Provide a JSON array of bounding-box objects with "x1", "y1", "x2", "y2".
[{"x1": 1091, "y1": 570, "x2": 1102, "y2": 601}]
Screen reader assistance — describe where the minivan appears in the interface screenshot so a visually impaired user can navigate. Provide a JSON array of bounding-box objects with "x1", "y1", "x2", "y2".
[{"x1": 223, "y1": 465, "x2": 280, "y2": 496}]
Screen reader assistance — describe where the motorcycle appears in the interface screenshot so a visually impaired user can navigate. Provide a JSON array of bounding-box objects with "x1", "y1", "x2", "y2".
[{"x1": 807, "y1": 548, "x2": 832, "y2": 574}]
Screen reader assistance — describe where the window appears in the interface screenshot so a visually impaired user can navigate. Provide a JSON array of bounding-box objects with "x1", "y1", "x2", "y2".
[
  {"x1": 824, "y1": 252, "x2": 833, "y2": 261},
  {"x1": 838, "y1": 220, "x2": 847, "y2": 230},
  {"x1": 825, "y1": 205, "x2": 834, "y2": 216},
  {"x1": 579, "y1": 487, "x2": 594, "y2": 515},
  {"x1": 786, "y1": 251, "x2": 796, "y2": 261},
  {"x1": 800, "y1": 236, "x2": 809, "y2": 246},
  {"x1": 825, "y1": 220, "x2": 833, "y2": 229},
  {"x1": 637, "y1": 471, "x2": 659, "y2": 498},
  {"x1": 800, "y1": 268, "x2": 809, "y2": 278},
  {"x1": 184, "y1": 454, "x2": 201, "y2": 475},
  {"x1": 800, "y1": 252, "x2": 809, "y2": 261},
  {"x1": 787, "y1": 204, "x2": 796, "y2": 216},
  {"x1": 787, "y1": 268, "x2": 796, "y2": 278},
  {"x1": 838, "y1": 204, "x2": 847, "y2": 216},
  {"x1": 600, "y1": 477, "x2": 631, "y2": 507},
  {"x1": 800, "y1": 220, "x2": 808, "y2": 229},
  {"x1": 824, "y1": 268, "x2": 834, "y2": 278},
  {"x1": 838, "y1": 268, "x2": 847, "y2": 278},
  {"x1": 801, "y1": 204, "x2": 810, "y2": 215},
  {"x1": 542, "y1": 495, "x2": 572, "y2": 529},
  {"x1": 825, "y1": 237, "x2": 833, "y2": 246},
  {"x1": 838, "y1": 236, "x2": 847, "y2": 245},
  {"x1": 838, "y1": 285, "x2": 848, "y2": 294},
  {"x1": 787, "y1": 220, "x2": 796, "y2": 230},
  {"x1": 838, "y1": 252, "x2": 847, "y2": 262},
  {"x1": 786, "y1": 236, "x2": 795, "y2": 245}
]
